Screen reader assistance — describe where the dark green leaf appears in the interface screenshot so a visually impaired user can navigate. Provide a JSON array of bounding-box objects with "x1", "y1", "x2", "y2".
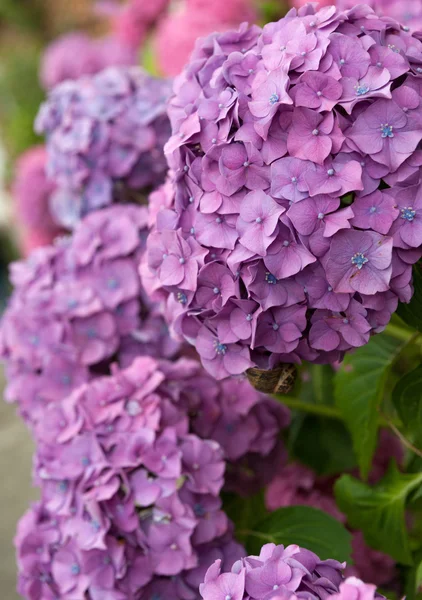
[
  {"x1": 335, "y1": 463, "x2": 422, "y2": 565},
  {"x1": 292, "y1": 415, "x2": 357, "y2": 476},
  {"x1": 223, "y1": 491, "x2": 267, "y2": 546},
  {"x1": 247, "y1": 506, "x2": 352, "y2": 563},
  {"x1": 393, "y1": 366, "x2": 422, "y2": 448},
  {"x1": 334, "y1": 333, "x2": 409, "y2": 479},
  {"x1": 398, "y1": 264, "x2": 422, "y2": 332}
]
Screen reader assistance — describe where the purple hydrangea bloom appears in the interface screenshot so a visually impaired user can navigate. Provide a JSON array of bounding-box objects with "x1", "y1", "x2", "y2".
[
  {"x1": 145, "y1": 6, "x2": 422, "y2": 376},
  {"x1": 36, "y1": 67, "x2": 172, "y2": 227},
  {"x1": 199, "y1": 543, "x2": 347, "y2": 600},
  {"x1": 0, "y1": 204, "x2": 180, "y2": 428},
  {"x1": 15, "y1": 356, "x2": 247, "y2": 599}
]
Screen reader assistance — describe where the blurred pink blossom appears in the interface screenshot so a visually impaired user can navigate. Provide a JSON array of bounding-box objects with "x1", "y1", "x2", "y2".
[
  {"x1": 12, "y1": 146, "x2": 62, "y2": 255},
  {"x1": 40, "y1": 32, "x2": 137, "y2": 90},
  {"x1": 154, "y1": 0, "x2": 258, "y2": 76}
]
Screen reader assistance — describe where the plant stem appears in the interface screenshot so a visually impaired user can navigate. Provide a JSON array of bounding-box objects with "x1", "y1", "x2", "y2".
[
  {"x1": 276, "y1": 395, "x2": 392, "y2": 427},
  {"x1": 276, "y1": 396, "x2": 343, "y2": 420},
  {"x1": 381, "y1": 412, "x2": 422, "y2": 459}
]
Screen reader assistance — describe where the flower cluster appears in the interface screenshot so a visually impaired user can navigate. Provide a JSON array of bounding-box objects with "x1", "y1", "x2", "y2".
[
  {"x1": 0, "y1": 204, "x2": 179, "y2": 427},
  {"x1": 40, "y1": 32, "x2": 137, "y2": 90},
  {"x1": 16, "y1": 356, "x2": 244, "y2": 600},
  {"x1": 145, "y1": 5, "x2": 422, "y2": 380},
  {"x1": 154, "y1": 0, "x2": 258, "y2": 76},
  {"x1": 200, "y1": 542, "x2": 348, "y2": 600},
  {"x1": 12, "y1": 146, "x2": 63, "y2": 255},
  {"x1": 36, "y1": 67, "x2": 172, "y2": 227}
]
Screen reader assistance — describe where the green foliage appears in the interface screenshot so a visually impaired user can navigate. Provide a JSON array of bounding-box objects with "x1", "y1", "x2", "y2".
[
  {"x1": 223, "y1": 490, "x2": 267, "y2": 546},
  {"x1": 335, "y1": 463, "x2": 422, "y2": 565},
  {"x1": 334, "y1": 333, "x2": 410, "y2": 480},
  {"x1": 292, "y1": 415, "x2": 357, "y2": 476},
  {"x1": 393, "y1": 366, "x2": 422, "y2": 448},
  {"x1": 398, "y1": 264, "x2": 422, "y2": 332},
  {"x1": 246, "y1": 506, "x2": 352, "y2": 563},
  {"x1": 0, "y1": 44, "x2": 44, "y2": 164}
]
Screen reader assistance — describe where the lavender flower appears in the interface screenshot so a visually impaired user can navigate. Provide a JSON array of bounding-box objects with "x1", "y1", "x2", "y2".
[
  {"x1": 145, "y1": 6, "x2": 422, "y2": 377},
  {"x1": 36, "y1": 67, "x2": 172, "y2": 227}
]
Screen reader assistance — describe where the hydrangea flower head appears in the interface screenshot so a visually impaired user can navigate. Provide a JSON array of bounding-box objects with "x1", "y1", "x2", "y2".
[
  {"x1": 200, "y1": 542, "x2": 349, "y2": 600},
  {"x1": 15, "y1": 356, "x2": 246, "y2": 599},
  {"x1": 36, "y1": 67, "x2": 172, "y2": 227},
  {"x1": 0, "y1": 204, "x2": 179, "y2": 427},
  {"x1": 145, "y1": 5, "x2": 422, "y2": 379}
]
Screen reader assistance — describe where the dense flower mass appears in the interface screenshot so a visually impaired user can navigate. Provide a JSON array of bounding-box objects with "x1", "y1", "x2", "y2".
[
  {"x1": 40, "y1": 32, "x2": 137, "y2": 90},
  {"x1": 145, "y1": 5, "x2": 422, "y2": 379},
  {"x1": 200, "y1": 542, "x2": 353, "y2": 600},
  {"x1": 0, "y1": 204, "x2": 179, "y2": 426},
  {"x1": 15, "y1": 356, "x2": 245, "y2": 600},
  {"x1": 36, "y1": 67, "x2": 172, "y2": 227},
  {"x1": 12, "y1": 146, "x2": 63, "y2": 255}
]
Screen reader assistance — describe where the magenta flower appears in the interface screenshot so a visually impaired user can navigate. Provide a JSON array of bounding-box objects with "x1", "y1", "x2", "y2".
[
  {"x1": 196, "y1": 326, "x2": 252, "y2": 380},
  {"x1": 292, "y1": 71, "x2": 342, "y2": 112},
  {"x1": 348, "y1": 99, "x2": 422, "y2": 172},
  {"x1": 388, "y1": 184, "x2": 422, "y2": 249},
  {"x1": 287, "y1": 108, "x2": 344, "y2": 165},
  {"x1": 287, "y1": 195, "x2": 353, "y2": 238},
  {"x1": 237, "y1": 191, "x2": 285, "y2": 256},
  {"x1": 326, "y1": 230, "x2": 393, "y2": 295},
  {"x1": 351, "y1": 190, "x2": 399, "y2": 235}
]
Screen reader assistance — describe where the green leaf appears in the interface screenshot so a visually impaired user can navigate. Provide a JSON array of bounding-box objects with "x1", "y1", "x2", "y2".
[
  {"x1": 292, "y1": 415, "x2": 357, "y2": 476},
  {"x1": 334, "y1": 333, "x2": 409, "y2": 479},
  {"x1": 246, "y1": 506, "x2": 352, "y2": 563},
  {"x1": 398, "y1": 264, "x2": 422, "y2": 332},
  {"x1": 223, "y1": 491, "x2": 267, "y2": 546},
  {"x1": 393, "y1": 365, "x2": 422, "y2": 448},
  {"x1": 335, "y1": 463, "x2": 422, "y2": 565}
]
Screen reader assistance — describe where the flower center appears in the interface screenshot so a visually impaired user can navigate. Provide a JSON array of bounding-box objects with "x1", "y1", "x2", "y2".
[
  {"x1": 177, "y1": 292, "x2": 187, "y2": 304},
  {"x1": 256, "y1": 217, "x2": 263, "y2": 224},
  {"x1": 214, "y1": 341, "x2": 228, "y2": 355},
  {"x1": 213, "y1": 287, "x2": 220, "y2": 294},
  {"x1": 312, "y1": 128, "x2": 319, "y2": 136},
  {"x1": 291, "y1": 176, "x2": 297, "y2": 183},
  {"x1": 272, "y1": 323, "x2": 279, "y2": 331},
  {"x1": 327, "y1": 168, "x2": 335, "y2": 176},
  {"x1": 355, "y1": 83, "x2": 369, "y2": 96},
  {"x1": 265, "y1": 272, "x2": 277, "y2": 285},
  {"x1": 71, "y1": 564, "x2": 80, "y2": 576},
  {"x1": 351, "y1": 252, "x2": 368, "y2": 270},
  {"x1": 401, "y1": 207, "x2": 416, "y2": 221},
  {"x1": 380, "y1": 124, "x2": 394, "y2": 138},
  {"x1": 317, "y1": 212, "x2": 325, "y2": 220},
  {"x1": 246, "y1": 313, "x2": 253, "y2": 321},
  {"x1": 369, "y1": 206, "x2": 377, "y2": 213},
  {"x1": 269, "y1": 93, "x2": 280, "y2": 105}
]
